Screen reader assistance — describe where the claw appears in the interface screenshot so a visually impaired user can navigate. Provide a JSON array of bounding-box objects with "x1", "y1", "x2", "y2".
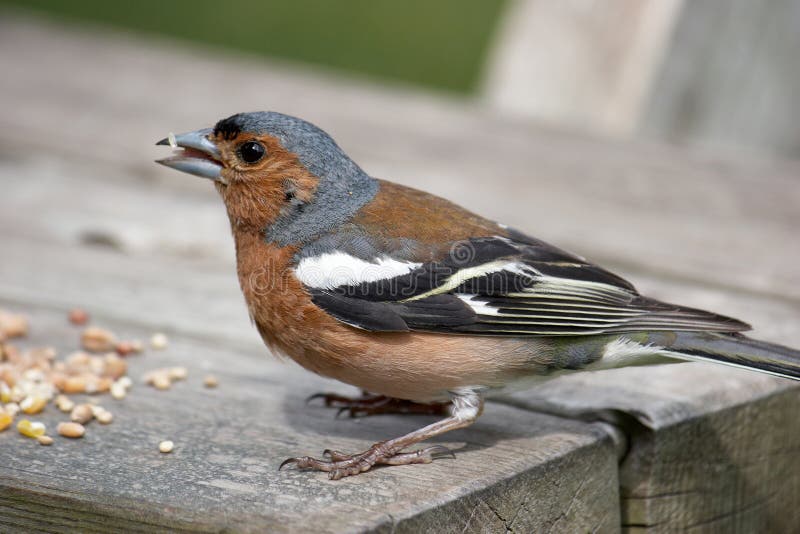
[
  {"x1": 335, "y1": 407, "x2": 351, "y2": 419},
  {"x1": 305, "y1": 393, "x2": 328, "y2": 405},
  {"x1": 426, "y1": 444, "x2": 456, "y2": 460},
  {"x1": 278, "y1": 457, "x2": 300, "y2": 471}
]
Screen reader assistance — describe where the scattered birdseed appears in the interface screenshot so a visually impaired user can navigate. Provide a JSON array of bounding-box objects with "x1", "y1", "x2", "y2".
[
  {"x1": 150, "y1": 333, "x2": 169, "y2": 350},
  {"x1": 81, "y1": 327, "x2": 117, "y2": 353},
  {"x1": 0, "y1": 412, "x2": 12, "y2": 431},
  {"x1": 159, "y1": 440, "x2": 174, "y2": 453},
  {"x1": 115, "y1": 341, "x2": 136, "y2": 356},
  {"x1": 68, "y1": 308, "x2": 90, "y2": 326},
  {"x1": 110, "y1": 381, "x2": 127, "y2": 400},
  {"x1": 70, "y1": 404, "x2": 93, "y2": 425},
  {"x1": 55, "y1": 395, "x2": 75, "y2": 413},
  {"x1": 37, "y1": 435, "x2": 53, "y2": 446},
  {"x1": 0, "y1": 311, "x2": 28, "y2": 339},
  {"x1": 117, "y1": 376, "x2": 133, "y2": 389},
  {"x1": 168, "y1": 366, "x2": 187, "y2": 381},
  {"x1": 20, "y1": 395, "x2": 47, "y2": 415},
  {"x1": 17, "y1": 419, "x2": 46, "y2": 438},
  {"x1": 96, "y1": 410, "x2": 113, "y2": 424},
  {"x1": 57, "y1": 422, "x2": 85, "y2": 438},
  {"x1": 152, "y1": 374, "x2": 171, "y2": 390},
  {"x1": 203, "y1": 375, "x2": 219, "y2": 388}
]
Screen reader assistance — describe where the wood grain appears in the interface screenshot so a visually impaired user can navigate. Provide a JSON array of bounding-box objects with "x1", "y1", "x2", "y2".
[
  {"x1": 1, "y1": 10, "x2": 799, "y2": 533},
  {"x1": 0, "y1": 304, "x2": 619, "y2": 533}
]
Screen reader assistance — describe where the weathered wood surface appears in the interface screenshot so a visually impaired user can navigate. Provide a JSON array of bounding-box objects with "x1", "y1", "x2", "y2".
[
  {"x1": 0, "y1": 304, "x2": 620, "y2": 533},
  {"x1": 1, "y1": 11, "x2": 799, "y2": 533}
]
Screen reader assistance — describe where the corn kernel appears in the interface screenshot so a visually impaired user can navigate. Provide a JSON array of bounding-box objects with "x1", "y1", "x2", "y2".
[
  {"x1": 159, "y1": 440, "x2": 174, "y2": 453},
  {"x1": 37, "y1": 435, "x2": 53, "y2": 446},
  {"x1": 0, "y1": 412, "x2": 12, "y2": 431},
  {"x1": 20, "y1": 396, "x2": 47, "y2": 415},
  {"x1": 17, "y1": 419, "x2": 46, "y2": 438}
]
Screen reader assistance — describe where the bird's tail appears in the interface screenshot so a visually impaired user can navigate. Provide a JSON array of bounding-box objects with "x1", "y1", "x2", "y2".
[{"x1": 653, "y1": 331, "x2": 800, "y2": 381}]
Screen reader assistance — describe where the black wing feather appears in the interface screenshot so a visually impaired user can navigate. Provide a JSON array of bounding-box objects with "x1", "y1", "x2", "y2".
[{"x1": 304, "y1": 234, "x2": 749, "y2": 336}]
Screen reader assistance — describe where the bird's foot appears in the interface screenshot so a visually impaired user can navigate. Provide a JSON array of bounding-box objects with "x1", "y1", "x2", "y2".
[
  {"x1": 306, "y1": 392, "x2": 450, "y2": 418},
  {"x1": 280, "y1": 443, "x2": 455, "y2": 479}
]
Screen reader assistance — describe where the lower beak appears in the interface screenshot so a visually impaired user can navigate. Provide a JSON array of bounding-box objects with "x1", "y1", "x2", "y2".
[{"x1": 155, "y1": 128, "x2": 224, "y2": 182}]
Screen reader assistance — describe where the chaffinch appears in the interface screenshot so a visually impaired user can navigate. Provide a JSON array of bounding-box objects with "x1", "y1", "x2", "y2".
[{"x1": 157, "y1": 111, "x2": 800, "y2": 479}]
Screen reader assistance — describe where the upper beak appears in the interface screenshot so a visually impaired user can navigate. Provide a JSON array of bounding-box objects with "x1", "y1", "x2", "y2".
[{"x1": 155, "y1": 128, "x2": 224, "y2": 182}]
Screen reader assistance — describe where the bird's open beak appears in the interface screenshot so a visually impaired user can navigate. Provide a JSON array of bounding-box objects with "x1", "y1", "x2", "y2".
[{"x1": 155, "y1": 128, "x2": 225, "y2": 182}]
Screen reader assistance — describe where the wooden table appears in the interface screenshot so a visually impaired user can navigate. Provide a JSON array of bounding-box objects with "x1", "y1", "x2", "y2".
[{"x1": 1, "y1": 11, "x2": 799, "y2": 533}]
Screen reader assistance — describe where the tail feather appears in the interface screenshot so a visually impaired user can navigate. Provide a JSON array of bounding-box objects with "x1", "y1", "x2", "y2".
[{"x1": 657, "y1": 331, "x2": 800, "y2": 381}]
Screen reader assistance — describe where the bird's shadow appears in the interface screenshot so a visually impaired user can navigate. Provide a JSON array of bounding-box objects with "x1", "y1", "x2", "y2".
[{"x1": 278, "y1": 385, "x2": 588, "y2": 459}]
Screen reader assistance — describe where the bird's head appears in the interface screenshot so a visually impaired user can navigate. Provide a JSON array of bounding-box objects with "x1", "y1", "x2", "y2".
[{"x1": 156, "y1": 111, "x2": 377, "y2": 242}]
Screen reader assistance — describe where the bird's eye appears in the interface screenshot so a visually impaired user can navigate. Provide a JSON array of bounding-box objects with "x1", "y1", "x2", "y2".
[{"x1": 238, "y1": 141, "x2": 266, "y2": 164}]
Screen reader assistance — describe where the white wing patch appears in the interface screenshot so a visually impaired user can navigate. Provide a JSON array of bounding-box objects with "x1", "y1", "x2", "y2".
[
  {"x1": 295, "y1": 251, "x2": 422, "y2": 290},
  {"x1": 456, "y1": 294, "x2": 500, "y2": 316}
]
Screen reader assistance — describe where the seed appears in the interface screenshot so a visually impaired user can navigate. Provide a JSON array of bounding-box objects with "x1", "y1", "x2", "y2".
[
  {"x1": 110, "y1": 381, "x2": 126, "y2": 399},
  {"x1": 70, "y1": 404, "x2": 93, "y2": 424},
  {"x1": 37, "y1": 435, "x2": 53, "y2": 446},
  {"x1": 152, "y1": 374, "x2": 171, "y2": 390},
  {"x1": 17, "y1": 419, "x2": 46, "y2": 438},
  {"x1": 81, "y1": 327, "x2": 117, "y2": 353},
  {"x1": 0, "y1": 412, "x2": 12, "y2": 431},
  {"x1": 129, "y1": 340, "x2": 144, "y2": 354},
  {"x1": 203, "y1": 375, "x2": 219, "y2": 388},
  {"x1": 103, "y1": 353, "x2": 127, "y2": 378},
  {"x1": 57, "y1": 422, "x2": 85, "y2": 438},
  {"x1": 0, "y1": 312, "x2": 29, "y2": 339},
  {"x1": 62, "y1": 375, "x2": 87, "y2": 394},
  {"x1": 159, "y1": 440, "x2": 174, "y2": 453},
  {"x1": 168, "y1": 367, "x2": 187, "y2": 381},
  {"x1": 95, "y1": 410, "x2": 113, "y2": 424},
  {"x1": 66, "y1": 351, "x2": 91, "y2": 368},
  {"x1": 150, "y1": 333, "x2": 168, "y2": 350},
  {"x1": 4, "y1": 402, "x2": 19, "y2": 417},
  {"x1": 20, "y1": 396, "x2": 47, "y2": 415},
  {"x1": 55, "y1": 395, "x2": 75, "y2": 413},
  {"x1": 117, "y1": 376, "x2": 133, "y2": 390},
  {"x1": 68, "y1": 308, "x2": 89, "y2": 326},
  {"x1": 115, "y1": 341, "x2": 135, "y2": 356}
]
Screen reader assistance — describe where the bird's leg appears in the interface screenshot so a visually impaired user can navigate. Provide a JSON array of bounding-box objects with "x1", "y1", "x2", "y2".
[
  {"x1": 306, "y1": 391, "x2": 450, "y2": 418},
  {"x1": 282, "y1": 390, "x2": 483, "y2": 479}
]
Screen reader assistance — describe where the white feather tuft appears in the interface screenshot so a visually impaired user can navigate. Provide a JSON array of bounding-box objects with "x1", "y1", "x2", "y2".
[{"x1": 294, "y1": 252, "x2": 422, "y2": 290}]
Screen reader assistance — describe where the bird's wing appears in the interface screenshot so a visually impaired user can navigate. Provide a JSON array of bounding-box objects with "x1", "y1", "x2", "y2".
[{"x1": 295, "y1": 233, "x2": 750, "y2": 335}]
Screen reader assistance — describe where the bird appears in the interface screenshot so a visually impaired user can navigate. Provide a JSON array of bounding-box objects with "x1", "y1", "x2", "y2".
[{"x1": 156, "y1": 111, "x2": 800, "y2": 479}]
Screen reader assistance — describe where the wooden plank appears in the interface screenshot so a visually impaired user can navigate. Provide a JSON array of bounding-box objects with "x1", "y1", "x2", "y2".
[
  {"x1": 1, "y1": 12, "x2": 800, "y2": 303},
  {"x1": 2, "y1": 12, "x2": 800, "y2": 533},
  {"x1": 482, "y1": 0, "x2": 683, "y2": 135},
  {"x1": 641, "y1": 0, "x2": 800, "y2": 158},
  {"x1": 2, "y1": 234, "x2": 798, "y2": 531},
  {"x1": 0, "y1": 303, "x2": 620, "y2": 533}
]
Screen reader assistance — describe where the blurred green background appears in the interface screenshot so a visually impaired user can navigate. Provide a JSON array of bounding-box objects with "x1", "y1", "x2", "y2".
[{"x1": 0, "y1": 0, "x2": 508, "y2": 93}]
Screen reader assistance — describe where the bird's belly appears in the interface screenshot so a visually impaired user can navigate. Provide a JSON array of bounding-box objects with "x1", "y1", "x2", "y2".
[{"x1": 266, "y1": 322, "x2": 556, "y2": 402}]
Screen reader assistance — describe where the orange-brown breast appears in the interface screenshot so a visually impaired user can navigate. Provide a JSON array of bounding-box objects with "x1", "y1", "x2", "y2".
[{"x1": 232, "y1": 230, "x2": 545, "y2": 402}]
